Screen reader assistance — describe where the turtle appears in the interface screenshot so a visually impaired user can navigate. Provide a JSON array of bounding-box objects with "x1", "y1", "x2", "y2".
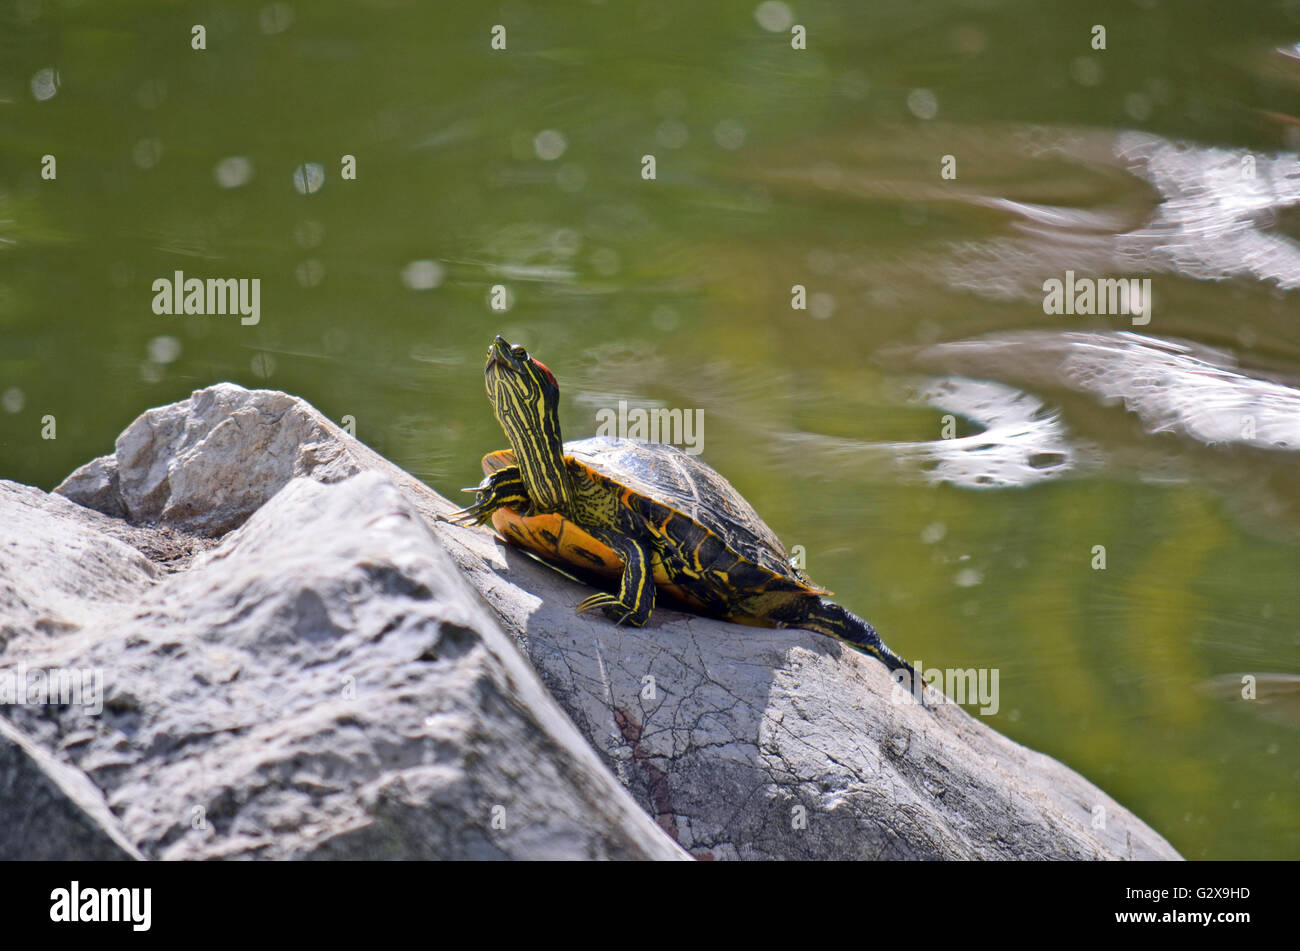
[{"x1": 448, "y1": 334, "x2": 920, "y2": 692}]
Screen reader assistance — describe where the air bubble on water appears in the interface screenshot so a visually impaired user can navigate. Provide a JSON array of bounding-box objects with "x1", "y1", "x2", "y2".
[
  {"x1": 293, "y1": 162, "x2": 325, "y2": 195},
  {"x1": 132, "y1": 138, "x2": 163, "y2": 170},
  {"x1": 296, "y1": 259, "x2": 325, "y2": 287},
  {"x1": 1124, "y1": 93, "x2": 1153, "y2": 121},
  {"x1": 533, "y1": 130, "x2": 567, "y2": 161},
  {"x1": 251, "y1": 353, "x2": 277, "y2": 379},
  {"x1": 294, "y1": 219, "x2": 325, "y2": 249},
  {"x1": 1, "y1": 387, "x2": 24, "y2": 414},
  {"x1": 214, "y1": 156, "x2": 254, "y2": 188},
  {"x1": 401, "y1": 260, "x2": 445, "y2": 290},
  {"x1": 31, "y1": 68, "x2": 59, "y2": 101},
  {"x1": 921, "y1": 522, "x2": 947, "y2": 544},
  {"x1": 650, "y1": 305, "x2": 679, "y2": 332},
  {"x1": 259, "y1": 2, "x2": 295, "y2": 34},
  {"x1": 907, "y1": 88, "x2": 938, "y2": 120},
  {"x1": 954, "y1": 567, "x2": 983, "y2": 588},
  {"x1": 754, "y1": 1, "x2": 793, "y2": 32},
  {"x1": 713, "y1": 119, "x2": 746, "y2": 150},
  {"x1": 809, "y1": 292, "x2": 836, "y2": 319},
  {"x1": 148, "y1": 335, "x2": 182, "y2": 364}
]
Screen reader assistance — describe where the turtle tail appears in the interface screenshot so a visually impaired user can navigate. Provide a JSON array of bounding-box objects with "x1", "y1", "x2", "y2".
[{"x1": 782, "y1": 597, "x2": 926, "y2": 706}]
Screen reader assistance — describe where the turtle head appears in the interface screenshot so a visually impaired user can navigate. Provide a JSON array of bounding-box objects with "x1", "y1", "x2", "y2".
[
  {"x1": 486, "y1": 334, "x2": 558, "y2": 396},
  {"x1": 483, "y1": 335, "x2": 572, "y2": 512}
]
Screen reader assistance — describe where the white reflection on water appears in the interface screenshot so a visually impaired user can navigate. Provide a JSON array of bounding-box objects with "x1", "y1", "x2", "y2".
[
  {"x1": 1116, "y1": 133, "x2": 1300, "y2": 289},
  {"x1": 909, "y1": 330, "x2": 1300, "y2": 452},
  {"x1": 939, "y1": 128, "x2": 1300, "y2": 299},
  {"x1": 781, "y1": 376, "x2": 1077, "y2": 490}
]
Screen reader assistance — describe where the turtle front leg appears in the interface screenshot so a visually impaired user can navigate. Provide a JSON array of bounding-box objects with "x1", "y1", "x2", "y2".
[
  {"x1": 575, "y1": 529, "x2": 655, "y2": 626},
  {"x1": 443, "y1": 465, "x2": 530, "y2": 527}
]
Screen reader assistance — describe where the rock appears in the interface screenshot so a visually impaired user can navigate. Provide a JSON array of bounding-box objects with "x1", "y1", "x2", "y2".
[
  {"x1": 3, "y1": 470, "x2": 686, "y2": 859},
  {"x1": 441, "y1": 522, "x2": 1180, "y2": 860},
  {"x1": 57, "y1": 384, "x2": 366, "y2": 536},
  {"x1": 0, "y1": 482, "x2": 160, "y2": 651},
  {"x1": 0, "y1": 717, "x2": 143, "y2": 861},
  {"x1": 55, "y1": 453, "x2": 126, "y2": 520},
  {"x1": 15, "y1": 383, "x2": 1180, "y2": 860}
]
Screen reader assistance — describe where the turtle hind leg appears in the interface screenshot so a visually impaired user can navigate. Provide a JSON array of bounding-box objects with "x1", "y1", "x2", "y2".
[
  {"x1": 778, "y1": 596, "x2": 926, "y2": 706},
  {"x1": 574, "y1": 529, "x2": 655, "y2": 626}
]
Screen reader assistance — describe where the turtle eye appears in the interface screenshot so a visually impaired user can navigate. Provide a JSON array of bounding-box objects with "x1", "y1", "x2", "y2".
[
  {"x1": 530, "y1": 357, "x2": 557, "y2": 389},
  {"x1": 512, "y1": 346, "x2": 527, "y2": 359}
]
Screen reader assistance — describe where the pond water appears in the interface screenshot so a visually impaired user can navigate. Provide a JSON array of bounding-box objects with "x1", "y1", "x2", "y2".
[{"x1": 2, "y1": 1, "x2": 1298, "y2": 859}]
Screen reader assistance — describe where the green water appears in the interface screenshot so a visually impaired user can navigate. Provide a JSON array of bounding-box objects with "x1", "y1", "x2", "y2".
[{"x1": 3, "y1": 1, "x2": 1299, "y2": 859}]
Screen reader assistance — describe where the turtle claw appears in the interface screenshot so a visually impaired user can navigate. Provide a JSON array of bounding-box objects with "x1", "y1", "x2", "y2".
[
  {"x1": 575, "y1": 592, "x2": 646, "y2": 627},
  {"x1": 446, "y1": 468, "x2": 532, "y2": 529},
  {"x1": 575, "y1": 592, "x2": 615, "y2": 615},
  {"x1": 444, "y1": 500, "x2": 492, "y2": 527}
]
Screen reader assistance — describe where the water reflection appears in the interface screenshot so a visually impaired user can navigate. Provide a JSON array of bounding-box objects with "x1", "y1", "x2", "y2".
[
  {"x1": 781, "y1": 377, "x2": 1076, "y2": 489},
  {"x1": 906, "y1": 330, "x2": 1300, "y2": 452},
  {"x1": 1116, "y1": 133, "x2": 1300, "y2": 289},
  {"x1": 1203, "y1": 673, "x2": 1300, "y2": 730}
]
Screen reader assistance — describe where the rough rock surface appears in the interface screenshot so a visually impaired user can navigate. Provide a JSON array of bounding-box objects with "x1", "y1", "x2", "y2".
[
  {"x1": 56, "y1": 385, "x2": 367, "y2": 536},
  {"x1": 1, "y1": 383, "x2": 1181, "y2": 859},
  {"x1": 2, "y1": 464, "x2": 685, "y2": 859},
  {"x1": 0, "y1": 716, "x2": 143, "y2": 861}
]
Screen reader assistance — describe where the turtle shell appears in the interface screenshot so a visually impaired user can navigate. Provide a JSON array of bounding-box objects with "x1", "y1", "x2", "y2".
[{"x1": 567, "y1": 436, "x2": 801, "y2": 581}]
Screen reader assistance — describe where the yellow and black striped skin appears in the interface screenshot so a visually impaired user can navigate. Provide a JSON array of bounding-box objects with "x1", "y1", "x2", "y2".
[{"x1": 454, "y1": 335, "x2": 919, "y2": 684}]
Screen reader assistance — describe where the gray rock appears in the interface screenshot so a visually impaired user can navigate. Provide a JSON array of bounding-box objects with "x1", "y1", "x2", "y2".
[
  {"x1": 0, "y1": 482, "x2": 160, "y2": 650},
  {"x1": 57, "y1": 384, "x2": 365, "y2": 536},
  {"x1": 0, "y1": 717, "x2": 143, "y2": 860},
  {"x1": 440, "y1": 517, "x2": 1180, "y2": 860},
  {"x1": 55, "y1": 453, "x2": 126, "y2": 520},
  {"x1": 23, "y1": 383, "x2": 1179, "y2": 860},
  {"x1": 4, "y1": 472, "x2": 686, "y2": 859}
]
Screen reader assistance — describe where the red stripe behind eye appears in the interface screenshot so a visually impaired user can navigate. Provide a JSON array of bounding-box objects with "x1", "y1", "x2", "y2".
[{"x1": 530, "y1": 357, "x2": 557, "y2": 387}]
